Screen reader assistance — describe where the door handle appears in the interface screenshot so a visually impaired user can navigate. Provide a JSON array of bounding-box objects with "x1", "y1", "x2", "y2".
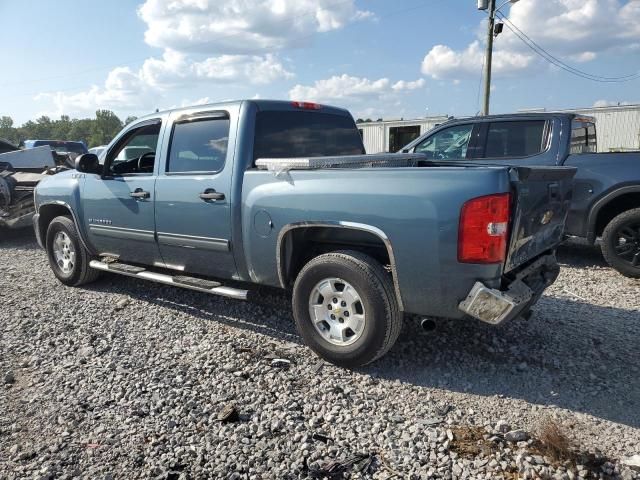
[
  {"x1": 199, "y1": 189, "x2": 225, "y2": 201},
  {"x1": 130, "y1": 189, "x2": 150, "y2": 199}
]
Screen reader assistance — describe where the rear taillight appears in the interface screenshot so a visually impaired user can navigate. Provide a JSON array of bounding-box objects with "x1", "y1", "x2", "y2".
[
  {"x1": 458, "y1": 193, "x2": 511, "y2": 264},
  {"x1": 291, "y1": 101, "x2": 322, "y2": 110}
]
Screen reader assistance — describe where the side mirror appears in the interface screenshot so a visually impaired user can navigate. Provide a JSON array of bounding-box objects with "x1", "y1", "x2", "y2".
[{"x1": 75, "y1": 153, "x2": 100, "y2": 174}]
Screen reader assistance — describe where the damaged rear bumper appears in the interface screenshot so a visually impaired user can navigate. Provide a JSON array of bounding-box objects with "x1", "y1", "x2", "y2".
[{"x1": 458, "y1": 253, "x2": 559, "y2": 325}]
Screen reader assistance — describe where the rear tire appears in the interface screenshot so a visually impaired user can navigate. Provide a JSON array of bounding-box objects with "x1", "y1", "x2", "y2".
[
  {"x1": 292, "y1": 250, "x2": 401, "y2": 368},
  {"x1": 601, "y1": 208, "x2": 640, "y2": 278},
  {"x1": 46, "y1": 215, "x2": 101, "y2": 286}
]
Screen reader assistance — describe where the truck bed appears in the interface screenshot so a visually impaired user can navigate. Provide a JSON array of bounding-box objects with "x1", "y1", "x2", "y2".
[{"x1": 243, "y1": 161, "x2": 575, "y2": 318}]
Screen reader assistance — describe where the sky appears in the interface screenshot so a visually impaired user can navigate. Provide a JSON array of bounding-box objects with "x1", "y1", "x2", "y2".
[{"x1": 1, "y1": 0, "x2": 639, "y2": 125}]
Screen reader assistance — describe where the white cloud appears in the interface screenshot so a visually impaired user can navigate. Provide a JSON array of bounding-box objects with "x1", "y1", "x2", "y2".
[
  {"x1": 142, "y1": 50, "x2": 293, "y2": 88},
  {"x1": 421, "y1": 0, "x2": 640, "y2": 80},
  {"x1": 138, "y1": 0, "x2": 373, "y2": 54},
  {"x1": 422, "y1": 41, "x2": 532, "y2": 79},
  {"x1": 290, "y1": 74, "x2": 391, "y2": 101},
  {"x1": 192, "y1": 54, "x2": 293, "y2": 84},
  {"x1": 36, "y1": 0, "x2": 369, "y2": 117},
  {"x1": 392, "y1": 78, "x2": 426, "y2": 91},
  {"x1": 35, "y1": 67, "x2": 154, "y2": 117},
  {"x1": 289, "y1": 74, "x2": 426, "y2": 119},
  {"x1": 570, "y1": 51, "x2": 597, "y2": 63},
  {"x1": 39, "y1": 50, "x2": 293, "y2": 116}
]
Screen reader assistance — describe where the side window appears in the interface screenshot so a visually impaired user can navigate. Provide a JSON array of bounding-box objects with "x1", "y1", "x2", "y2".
[
  {"x1": 570, "y1": 121, "x2": 597, "y2": 153},
  {"x1": 107, "y1": 121, "x2": 161, "y2": 175},
  {"x1": 414, "y1": 124, "x2": 473, "y2": 159},
  {"x1": 167, "y1": 117, "x2": 230, "y2": 173},
  {"x1": 484, "y1": 120, "x2": 547, "y2": 158}
]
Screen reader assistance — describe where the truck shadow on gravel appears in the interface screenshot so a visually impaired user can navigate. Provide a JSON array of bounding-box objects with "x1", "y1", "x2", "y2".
[
  {"x1": 557, "y1": 243, "x2": 609, "y2": 269},
  {"x1": 6, "y1": 229, "x2": 637, "y2": 429},
  {"x1": 83, "y1": 270, "x2": 640, "y2": 430},
  {"x1": 0, "y1": 228, "x2": 40, "y2": 251}
]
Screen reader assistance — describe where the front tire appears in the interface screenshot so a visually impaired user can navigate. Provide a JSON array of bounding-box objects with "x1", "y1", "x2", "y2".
[
  {"x1": 46, "y1": 215, "x2": 101, "y2": 286},
  {"x1": 601, "y1": 208, "x2": 640, "y2": 278},
  {"x1": 292, "y1": 250, "x2": 401, "y2": 368}
]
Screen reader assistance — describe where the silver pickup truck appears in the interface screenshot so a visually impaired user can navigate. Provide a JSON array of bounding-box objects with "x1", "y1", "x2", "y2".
[{"x1": 33, "y1": 100, "x2": 576, "y2": 366}]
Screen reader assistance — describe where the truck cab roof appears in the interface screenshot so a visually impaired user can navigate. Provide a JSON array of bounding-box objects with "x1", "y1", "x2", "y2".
[
  {"x1": 440, "y1": 112, "x2": 594, "y2": 125},
  {"x1": 132, "y1": 99, "x2": 352, "y2": 125}
]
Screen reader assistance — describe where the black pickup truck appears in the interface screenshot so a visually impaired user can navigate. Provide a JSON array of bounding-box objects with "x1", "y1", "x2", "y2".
[{"x1": 402, "y1": 113, "x2": 640, "y2": 278}]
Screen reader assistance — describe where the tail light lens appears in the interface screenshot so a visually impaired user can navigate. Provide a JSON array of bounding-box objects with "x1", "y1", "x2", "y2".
[{"x1": 458, "y1": 193, "x2": 511, "y2": 264}]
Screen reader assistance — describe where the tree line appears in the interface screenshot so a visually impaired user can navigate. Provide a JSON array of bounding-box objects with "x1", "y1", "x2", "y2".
[{"x1": 0, "y1": 110, "x2": 137, "y2": 149}]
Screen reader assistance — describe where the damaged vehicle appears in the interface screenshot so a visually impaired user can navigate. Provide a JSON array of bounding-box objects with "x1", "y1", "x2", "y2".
[
  {"x1": 0, "y1": 141, "x2": 72, "y2": 230},
  {"x1": 34, "y1": 100, "x2": 576, "y2": 367}
]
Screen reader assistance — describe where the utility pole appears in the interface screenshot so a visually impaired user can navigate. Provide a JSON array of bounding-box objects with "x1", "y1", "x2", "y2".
[
  {"x1": 481, "y1": 0, "x2": 496, "y2": 116},
  {"x1": 478, "y1": 0, "x2": 518, "y2": 115}
]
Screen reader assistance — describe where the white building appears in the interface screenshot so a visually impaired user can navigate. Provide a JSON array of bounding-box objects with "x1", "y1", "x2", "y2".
[
  {"x1": 556, "y1": 104, "x2": 640, "y2": 152},
  {"x1": 357, "y1": 116, "x2": 450, "y2": 154},
  {"x1": 357, "y1": 104, "x2": 640, "y2": 154}
]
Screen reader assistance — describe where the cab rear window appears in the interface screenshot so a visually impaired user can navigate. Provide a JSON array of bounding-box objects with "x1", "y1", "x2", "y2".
[
  {"x1": 484, "y1": 120, "x2": 547, "y2": 158},
  {"x1": 570, "y1": 120, "x2": 597, "y2": 153},
  {"x1": 253, "y1": 111, "x2": 365, "y2": 161}
]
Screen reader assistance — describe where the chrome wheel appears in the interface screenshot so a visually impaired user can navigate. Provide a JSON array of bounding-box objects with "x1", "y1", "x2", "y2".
[
  {"x1": 53, "y1": 231, "x2": 75, "y2": 274},
  {"x1": 309, "y1": 277, "x2": 366, "y2": 346}
]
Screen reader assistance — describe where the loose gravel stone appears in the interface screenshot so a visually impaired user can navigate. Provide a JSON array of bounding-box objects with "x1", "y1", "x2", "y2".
[
  {"x1": 0, "y1": 231, "x2": 638, "y2": 479},
  {"x1": 505, "y1": 429, "x2": 530, "y2": 442},
  {"x1": 3, "y1": 370, "x2": 15, "y2": 384}
]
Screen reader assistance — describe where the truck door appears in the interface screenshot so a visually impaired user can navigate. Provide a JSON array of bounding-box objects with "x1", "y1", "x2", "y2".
[
  {"x1": 81, "y1": 118, "x2": 165, "y2": 266},
  {"x1": 153, "y1": 109, "x2": 237, "y2": 278},
  {"x1": 411, "y1": 123, "x2": 480, "y2": 160}
]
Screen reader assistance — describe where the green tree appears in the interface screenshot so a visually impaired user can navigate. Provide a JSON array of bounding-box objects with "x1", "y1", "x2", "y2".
[
  {"x1": 0, "y1": 116, "x2": 17, "y2": 144},
  {"x1": 90, "y1": 110, "x2": 122, "y2": 147},
  {"x1": 52, "y1": 115, "x2": 72, "y2": 140},
  {"x1": 34, "y1": 116, "x2": 54, "y2": 139},
  {"x1": 4, "y1": 111, "x2": 134, "y2": 148},
  {"x1": 124, "y1": 116, "x2": 138, "y2": 126},
  {"x1": 67, "y1": 119, "x2": 93, "y2": 146}
]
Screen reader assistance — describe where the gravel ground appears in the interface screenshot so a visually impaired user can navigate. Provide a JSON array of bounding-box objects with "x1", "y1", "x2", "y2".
[{"x1": 1, "y1": 229, "x2": 638, "y2": 479}]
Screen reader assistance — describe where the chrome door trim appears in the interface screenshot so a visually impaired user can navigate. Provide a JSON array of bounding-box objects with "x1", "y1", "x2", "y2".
[
  {"x1": 89, "y1": 224, "x2": 155, "y2": 242},
  {"x1": 157, "y1": 231, "x2": 230, "y2": 251}
]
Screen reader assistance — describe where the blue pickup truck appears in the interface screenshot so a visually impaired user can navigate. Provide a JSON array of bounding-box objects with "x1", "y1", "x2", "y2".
[
  {"x1": 33, "y1": 100, "x2": 575, "y2": 366},
  {"x1": 21, "y1": 139, "x2": 88, "y2": 156},
  {"x1": 401, "y1": 113, "x2": 640, "y2": 277}
]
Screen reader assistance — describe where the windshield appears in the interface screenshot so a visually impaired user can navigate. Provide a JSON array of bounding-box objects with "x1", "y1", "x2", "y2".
[{"x1": 253, "y1": 111, "x2": 365, "y2": 160}]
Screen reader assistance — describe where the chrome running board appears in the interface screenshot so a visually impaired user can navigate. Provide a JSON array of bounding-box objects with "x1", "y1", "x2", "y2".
[{"x1": 89, "y1": 260, "x2": 249, "y2": 300}]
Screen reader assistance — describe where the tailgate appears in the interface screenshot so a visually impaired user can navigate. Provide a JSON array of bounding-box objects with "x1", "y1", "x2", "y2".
[{"x1": 505, "y1": 166, "x2": 576, "y2": 272}]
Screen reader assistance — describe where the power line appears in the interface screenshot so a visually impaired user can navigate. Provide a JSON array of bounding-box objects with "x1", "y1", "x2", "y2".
[
  {"x1": 497, "y1": 12, "x2": 640, "y2": 81},
  {"x1": 495, "y1": 12, "x2": 640, "y2": 83}
]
